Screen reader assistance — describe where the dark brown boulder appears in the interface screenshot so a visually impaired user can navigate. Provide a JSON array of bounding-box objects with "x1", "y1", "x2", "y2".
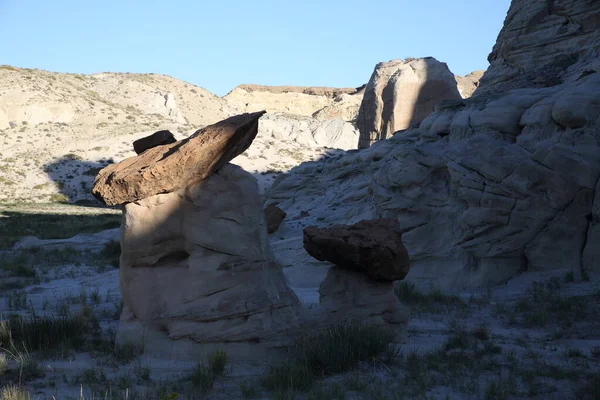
[
  {"x1": 264, "y1": 205, "x2": 286, "y2": 233},
  {"x1": 303, "y1": 218, "x2": 410, "y2": 281},
  {"x1": 133, "y1": 130, "x2": 177, "y2": 154},
  {"x1": 92, "y1": 111, "x2": 266, "y2": 206}
]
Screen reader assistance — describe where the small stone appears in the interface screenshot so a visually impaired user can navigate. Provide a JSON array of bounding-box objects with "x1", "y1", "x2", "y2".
[{"x1": 133, "y1": 130, "x2": 176, "y2": 154}]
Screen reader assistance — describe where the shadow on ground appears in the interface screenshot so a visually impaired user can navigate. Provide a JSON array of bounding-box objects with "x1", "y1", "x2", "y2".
[
  {"x1": 42, "y1": 155, "x2": 115, "y2": 206},
  {"x1": 0, "y1": 207, "x2": 121, "y2": 249}
]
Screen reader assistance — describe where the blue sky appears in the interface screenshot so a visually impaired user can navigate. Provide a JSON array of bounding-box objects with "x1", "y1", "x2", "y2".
[{"x1": 0, "y1": 0, "x2": 511, "y2": 96}]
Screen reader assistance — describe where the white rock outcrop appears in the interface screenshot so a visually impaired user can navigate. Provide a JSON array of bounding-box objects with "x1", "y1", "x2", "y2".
[
  {"x1": 223, "y1": 84, "x2": 364, "y2": 122},
  {"x1": 267, "y1": 72, "x2": 600, "y2": 288},
  {"x1": 477, "y1": 0, "x2": 600, "y2": 95},
  {"x1": 356, "y1": 57, "x2": 462, "y2": 149},
  {"x1": 258, "y1": 113, "x2": 359, "y2": 150}
]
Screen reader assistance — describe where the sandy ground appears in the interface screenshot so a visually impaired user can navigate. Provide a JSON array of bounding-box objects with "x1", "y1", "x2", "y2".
[{"x1": 1, "y1": 202, "x2": 599, "y2": 399}]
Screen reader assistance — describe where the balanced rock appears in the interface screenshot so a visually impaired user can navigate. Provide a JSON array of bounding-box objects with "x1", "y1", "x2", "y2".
[
  {"x1": 118, "y1": 163, "x2": 304, "y2": 360},
  {"x1": 264, "y1": 205, "x2": 286, "y2": 233},
  {"x1": 356, "y1": 57, "x2": 461, "y2": 149},
  {"x1": 303, "y1": 219, "x2": 410, "y2": 281},
  {"x1": 132, "y1": 130, "x2": 176, "y2": 154},
  {"x1": 92, "y1": 111, "x2": 265, "y2": 206}
]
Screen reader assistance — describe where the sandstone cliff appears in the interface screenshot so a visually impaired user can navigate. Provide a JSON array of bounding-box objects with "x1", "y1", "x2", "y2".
[
  {"x1": 477, "y1": 0, "x2": 600, "y2": 95},
  {"x1": 223, "y1": 84, "x2": 365, "y2": 122}
]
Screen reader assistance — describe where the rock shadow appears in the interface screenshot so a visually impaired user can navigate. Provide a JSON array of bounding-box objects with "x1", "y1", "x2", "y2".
[{"x1": 42, "y1": 155, "x2": 116, "y2": 207}]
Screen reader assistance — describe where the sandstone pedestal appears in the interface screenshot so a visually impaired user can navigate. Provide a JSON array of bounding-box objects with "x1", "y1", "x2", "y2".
[{"x1": 117, "y1": 164, "x2": 304, "y2": 361}]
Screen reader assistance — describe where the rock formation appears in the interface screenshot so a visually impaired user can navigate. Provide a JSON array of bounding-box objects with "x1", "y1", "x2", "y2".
[
  {"x1": 303, "y1": 219, "x2": 410, "y2": 336},
  {"x1": 267, "y1": 4, "x2": 600, "y2": 287},
  {"x1": 117, "y1": 163, "x2": 305, "y2": 360},
  {"x1": 92, "y1": 112, "x2": 265, "y2": 206},
  {"x1": 258, "y1": 113, "x2": 359, "y2": 150},
  {"x1": 455, "y1": 70, "x2": 485, "y2": 98},
  {"x1": 223, "y1": 84, "x2": 365, "y2": 122},
  {"x1": 356, "y1": 57, "x2": 462, "y2": 149},
  {"x1": 303, "y1": 219, "x2": 410, "y2": 281},
  {"x1": 89, "y1": 111, "x2": 410, "y2": 360},
  {"x1": 132, "y1": 130, "x2": 177, "y2": 155},
  {"x1": 477, "y1": 0, "x2": 600, "y2": 95},
  {"x1": 264, "y1": 205, "x2": 286, "y2": 233}
]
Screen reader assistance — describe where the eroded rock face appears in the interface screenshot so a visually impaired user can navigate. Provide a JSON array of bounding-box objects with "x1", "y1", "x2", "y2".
[
  {"x1": 303, "y1": 219, "x2": 410, "y2": 281},
  {"x1": 455, "y1": 71, "x2": 485, "y2": 98},
  {"x1": 92, "y1": 111, "x2": 265, "y2": 206},
  {"x1": 224, "y1": 85, "x2": 364, "y2": 122},
  {"x1": 132, "y1": 130, "x2": 176, "y2": 155},
  {"x1": 118, "y1": 164, "x2": 304, "y2": 359},
  {"x1": 267, "y1": 72, "x2": 600, "y2": 288},
  {"x1": 477, "y1": 0, "x2": 600, "y2": 95},
  {"x1": 357, "y1": 57, "x2": 462, "y2": 149},
  {"x1": 258, "y1": 113, "x2": 359, "y2": 150},
  {"x1": 317, "y1": 267, "x2": 409, "y2": 337}
]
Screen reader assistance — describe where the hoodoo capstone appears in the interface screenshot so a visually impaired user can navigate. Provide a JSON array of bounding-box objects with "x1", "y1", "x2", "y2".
[{"x1": 92, "y1": 111, "x2": 266, "y2": 206}]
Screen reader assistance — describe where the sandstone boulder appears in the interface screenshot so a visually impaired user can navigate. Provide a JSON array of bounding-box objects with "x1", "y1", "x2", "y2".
[
  {"x1": 132, "y1": 130, "x2": 176, "y2": 154},
  {"x1": 118, "y1": 163, "x2": 304, "y2": 360},
  {"x1": 356, "y1": 57, "x2": 462, "y2": 149},
  {"x1": 303, "y1": 219, "x2": 410, "y2": 281},
  {"x1": 92, "y1": 111, "x2": 265, "y2": 206},
  {"x1": 264, "y1": 205, "x2": 286, "y2": 233}
]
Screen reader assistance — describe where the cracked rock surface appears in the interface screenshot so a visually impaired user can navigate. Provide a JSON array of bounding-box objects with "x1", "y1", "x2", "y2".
[
  {"x1": 477, "y1": 0, "x2": 600, "y2": 95},
  {"x1": 266, "y1": 72, "x2": 600, "y2": 288}
]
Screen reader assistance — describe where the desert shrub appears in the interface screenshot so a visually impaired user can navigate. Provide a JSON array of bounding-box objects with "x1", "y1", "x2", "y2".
[
  {"x1": 188, "y1": 349, "x2": 228, "y2": 393},
  {"x1": 513, "y1": 278, "x2": 588, "y2": 327},
  {"x1": 49, "y1": 193, "x2": 68, "y2": 203},
  {"x1": 261, "y1": 322, "x2": 397, "y2": 393},
  {"x1": 84, "y1": 166, "x2": 103, "y2": 176},
  {"x1": 0, "y1": 313, "x2": 93, "y2": 353},
  {"x1": 0, "y1": 385, "x2": 31, "y2": 400},
  {"x1": 63, "y1": 153, "x2": 82, "y2": 161},
  {"x1": 395, "y1": 282, "x2": 467, "y2": 312},
  {"x1": 96, "y1": 240, "x2": 121, "y2": 268}
]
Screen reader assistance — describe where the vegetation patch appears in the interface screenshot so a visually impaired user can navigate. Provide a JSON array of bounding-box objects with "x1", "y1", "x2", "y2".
[
  {"x1": 0, "y1": 209, "x2": 121, "y2": 249},
  {"x1": 510, "y1": 277, "x2": 590, "y2": 328},
  {"x1": 261, "y1": 322, "x2": 397, "y2": 393},
  {"x1": 394, "y1": 281, "x2": 469, "y2": 312}
]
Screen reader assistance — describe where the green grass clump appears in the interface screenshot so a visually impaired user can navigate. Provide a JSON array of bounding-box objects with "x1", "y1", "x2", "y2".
[
  {"x1": 0, "y1": 313, "x2": 93, "y2": 353},
  {"x1": 394, "y1": 282, "x2": 468, "y2": 312},
  {"x1": 513, "y1": 277, "x2": 589, "y2": 328},
  {"x1": 187, "y1": 349, "x2": 228, "y2": 393},
  {"x1": 261, "y1": 323, "x2": 397, "y2": 393},
  {"x1": 97, "y1": 240, "x2": 121, "y2": 268}
]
